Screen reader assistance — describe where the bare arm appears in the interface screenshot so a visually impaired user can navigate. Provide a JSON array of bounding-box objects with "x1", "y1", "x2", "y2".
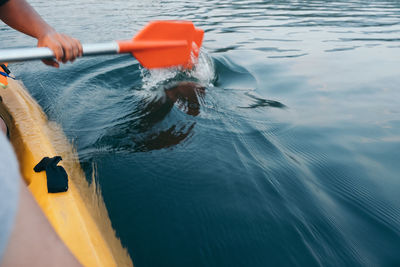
[
  {"x1": 0, "y1": 0, "x2": 54, "y2": 39},
  {"x1": 0, "y1": 0, "x2": 82, "y2": 67}
]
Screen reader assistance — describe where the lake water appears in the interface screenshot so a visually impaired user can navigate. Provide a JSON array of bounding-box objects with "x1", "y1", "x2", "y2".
[{"x1": 2, "y1": 0, "x2": 400, "y2": 266}]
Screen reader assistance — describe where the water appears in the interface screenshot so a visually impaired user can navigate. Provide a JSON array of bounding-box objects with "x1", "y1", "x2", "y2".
[{"x1": 2, "y1": 0, "x2": 400, "y2": 266}]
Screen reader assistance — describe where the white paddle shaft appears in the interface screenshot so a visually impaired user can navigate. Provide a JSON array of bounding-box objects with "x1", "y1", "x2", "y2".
[{"x1": 0, "y1": 42, "x2": 120, "y2": 62}]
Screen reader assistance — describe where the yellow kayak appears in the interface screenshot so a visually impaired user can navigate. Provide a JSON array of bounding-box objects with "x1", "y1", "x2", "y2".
[{"x1": 0, "y1": 78, "x2": 133, "y2": 267}]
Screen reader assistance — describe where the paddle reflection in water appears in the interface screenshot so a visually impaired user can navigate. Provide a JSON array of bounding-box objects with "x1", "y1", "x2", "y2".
[
  {"x1": 165, "y1": 81, "x2": 205, "y2": 117},
  {"x1": 133, "y1": 81, "x2": 205, "y2": 151},
  {"x1": 99, "y1": 81, "x2": 205, "y2": 153}
]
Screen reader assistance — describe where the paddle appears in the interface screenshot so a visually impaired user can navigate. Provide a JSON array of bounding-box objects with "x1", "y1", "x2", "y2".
[{"x1": 0, "y1": 21, "x2": 204, "y2": 69}]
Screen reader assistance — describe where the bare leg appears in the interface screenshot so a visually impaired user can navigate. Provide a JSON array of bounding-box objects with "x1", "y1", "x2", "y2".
[
  {"x1": 0, "y1": 117, "x2": 7, "y2": 135},
  {"x1": 1, "y1": 180, "x2": 82, "y2": 267}
]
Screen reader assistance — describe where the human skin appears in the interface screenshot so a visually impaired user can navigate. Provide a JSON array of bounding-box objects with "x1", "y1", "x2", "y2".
[
  {"x1": 0, "y1": 180, "x2": 82, "y2": 267},
  {"x1": 0, "y1": 0, "x2": 83, "y2": 128},
  {"x1": 0, "y1": 0, "x2": 83, "y2": 67},
  {"x1": 0, "y1": 119, "x2": 6, "y2": 135}
]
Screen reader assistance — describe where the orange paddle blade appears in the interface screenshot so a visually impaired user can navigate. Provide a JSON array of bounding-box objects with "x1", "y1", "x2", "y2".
[
  {"x1": 117, "y1": 21, "x2": 204, "y2": 69},
  {"x1": 193, "y1": 28, "x2": 204, "y2": 58}
]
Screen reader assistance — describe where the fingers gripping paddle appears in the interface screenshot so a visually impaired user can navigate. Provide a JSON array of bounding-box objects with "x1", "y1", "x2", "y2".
[{"x1": 0, "y1": 21, "x2": 204, "y2": 69}]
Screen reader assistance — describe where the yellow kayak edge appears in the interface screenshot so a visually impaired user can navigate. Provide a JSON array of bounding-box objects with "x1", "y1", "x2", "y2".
[{"x1": 0, "y1": 79, "x2": 133, "y2": 267}]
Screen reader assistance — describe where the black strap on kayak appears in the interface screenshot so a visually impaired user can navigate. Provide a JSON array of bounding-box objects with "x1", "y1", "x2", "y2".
[{"x1": 34, "y1": 156, "x2": 69, "y2": 193}]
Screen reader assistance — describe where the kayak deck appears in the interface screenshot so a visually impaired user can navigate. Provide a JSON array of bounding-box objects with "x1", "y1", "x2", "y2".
[{"x1": 0, "y1": 79, "x2": 132, "y2": 267}]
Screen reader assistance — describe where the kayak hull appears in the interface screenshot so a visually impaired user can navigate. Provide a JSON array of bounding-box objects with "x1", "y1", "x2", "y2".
[{"x1": 0, "y1": 79, "x2": 132, "y2": 267}]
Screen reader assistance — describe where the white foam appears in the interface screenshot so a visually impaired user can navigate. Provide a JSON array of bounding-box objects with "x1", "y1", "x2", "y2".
[
  {"x1": 187, "y1": 50, "x2": 216, "y2": 87},
  {"x1": 140, "y1": 50, "x2": 215, "y2": 90}
]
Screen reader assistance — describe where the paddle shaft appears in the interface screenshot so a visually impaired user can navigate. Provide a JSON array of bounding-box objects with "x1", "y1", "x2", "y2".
[
  {"x1": 0, "y1": 42, "x2": 119, "y2": 62},
  {"x1": 0, "y1": 39, "x2": 189, "y2": 63}
]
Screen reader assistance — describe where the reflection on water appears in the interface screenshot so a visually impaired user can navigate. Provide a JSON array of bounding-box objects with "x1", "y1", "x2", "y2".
[
  {"x1": 165, "y1": 82, "x2": 205, "y2": 117},
  {"x1": 111, "y1": 81, "x2": 205, "y2": 152},
  {"x1": 240, "y1": 92, "x2": 285, "y2": 109},
  {"x1": 3, "y1": 0, "x2": 400, "y2": 266}
]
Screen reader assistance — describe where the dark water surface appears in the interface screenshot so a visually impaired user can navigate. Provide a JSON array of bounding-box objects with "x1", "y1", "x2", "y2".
[{"x1": 2, "y1": 0, "x2": 400, "y2": 266}]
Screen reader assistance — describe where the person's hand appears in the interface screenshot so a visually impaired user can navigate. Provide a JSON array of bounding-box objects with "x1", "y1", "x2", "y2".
[{"x1": 37, "y1": 32, "x2": 82, "y2": 68}]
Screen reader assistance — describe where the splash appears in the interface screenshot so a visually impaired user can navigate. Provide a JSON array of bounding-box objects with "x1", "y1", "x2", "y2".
[
  {"x1": 190, "y1": 50, "x2": 216, "y2": 86},
  {"x1": 140, "y1": 50, "x2": 216, "y2": 90}
]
